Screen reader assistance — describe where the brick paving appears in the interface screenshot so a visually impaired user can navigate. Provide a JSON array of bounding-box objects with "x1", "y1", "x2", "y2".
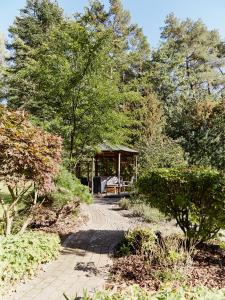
[{"x1": 3, "y1": 197, "x2": 140, "y2": 300}]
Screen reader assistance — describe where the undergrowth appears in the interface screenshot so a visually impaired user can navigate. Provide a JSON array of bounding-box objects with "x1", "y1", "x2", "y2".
[
  {"x1": 0, "y1": 231, "x2": 60, "y2": 293},
  {"x1": 66, "y1": 285, "x2": 225, "y2": 300},
  {"x1": 118, "y1": 198, "x2": 165, "y2": 223}
]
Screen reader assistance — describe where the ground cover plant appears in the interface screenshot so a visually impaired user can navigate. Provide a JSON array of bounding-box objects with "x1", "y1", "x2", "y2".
[
  {"x1": 0, "y1": 232, "x2": 60, "y2": 292},
  {"x1": 138, "y1": 167, "x2": 225, "y2": 246},
  {"x1": 118, "y1": 198, "x2": 165, "y2": 223},
  {"x1": 110, "y1": 227, "x2": 225, "y2": 291},
  {"x1": 73, "y1": 285, "x2": 225, "y2": 300}
]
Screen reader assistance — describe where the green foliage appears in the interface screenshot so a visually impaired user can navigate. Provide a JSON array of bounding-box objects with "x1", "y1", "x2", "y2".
[
  {"x1": 169, "y1": 100, "x2": 225, "y2": 170},
  {"x1": 6, "y1": 0, "x2": 151, "y2": 160},
  {"x1": 52, "y1": 166, "x2": 93, "y2": 207},
  {"x1": 148, "y1": 14, "x2": 225, "y2": 168},
  {"x1": 131, "y1": 204, "x2": 165, "y2": 223},
  {"x1": 151, "y1": 13, "x2": 225, "y2": 106},
  {"x1": 119, "y1": 227, "x2": 190, "y2": 268},
  {"x1": 14, "y1": 21, "x2": 128, "y2": 160},
  {"x1": 138, "y1": 167, "x2": 225, "y2": 244},
  {"x1": 119, "y1": 227, "x2": 156, "y2": 256},
  {"x1": 76, "y1": 0, "x2": 150, "y2": 85},
  {"x1": 139, "y1": 136, "x2": 187, "y2": 170},
  {"x1": 118, "y1": 198, "x2": 131, "y2": 210},
  {"x1": 79, "y1": 285, "x2": 225, "y2": 300},
  {"x1": 92, "y1": 287, "x2": 225, "y2": 300},
  {"x1": 0, "y1": 33, "x2": 5, "y2": 99},
  {"x1": 118, "y1": 198, "x2": 165, "y2": 223},
  {"x1": 135, "y1": 94, "x2": 186, "y2": 170},
  {"x1": 0, "y1": 232, "x2": 60, "y2": 291},
  {"x1": 6, "y1": 0, "x2": 64, "y2": 108}
]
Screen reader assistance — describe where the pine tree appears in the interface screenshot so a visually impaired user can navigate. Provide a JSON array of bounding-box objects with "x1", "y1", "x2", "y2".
[
  {"x1": 148, "y1": 14, "x2": 225, "y2": 162},
  {"x1": 151, "y1": 14, "x2": 225, "y2": 108},
  {"x1": 6, "y1": 0, "x2": 64, "y2": 108},
  {"x1": 0, "y1": 33, "x2": 6, "y2": 99}
]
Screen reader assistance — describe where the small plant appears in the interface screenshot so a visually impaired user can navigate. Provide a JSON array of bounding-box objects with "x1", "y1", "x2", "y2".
[
  {"x1": 118, "y1": 196, "x2": 165, "y2": 223},
  {"x1": 118, "y1": 227, "x2": 193, "y2": 286},
  {"x1": 156, "y1": 268, "x2": 186, "y2": 284},
  {"x1": 219, "y1": 241, "x2": 225, "y2": 251},
  {"x1": 121, "y1": 227, "x2": 156, "y2": 255},
  {"x1": 118, "y1": 198, "x2": 130, "y2": 210}
]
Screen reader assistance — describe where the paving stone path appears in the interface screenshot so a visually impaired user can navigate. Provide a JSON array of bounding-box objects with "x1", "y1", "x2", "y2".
[{"x1": 3, "y1": 197, "x2": 140, "y2": 300}]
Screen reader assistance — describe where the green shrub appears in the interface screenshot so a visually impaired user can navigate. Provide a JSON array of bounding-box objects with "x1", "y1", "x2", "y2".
[
  {"x1": 138, "y1": 167, "x2": 225, "y2": 245},
  {"x1": 119, "y1": 227, "x2": 191, "y2": 270},
  {"x1": 123, "y1": 227, "x2": 156, "y2": 255},
  {"x1": 36, "y1": 166, "x2": 93, "y2": 210},
  {"x1": 77, "y1": 285, "x2": 225, "y2": 300},
  {"x1": 118, "y1": 198, "x2": 131, "y2": 210},
  {"x1": 52, "y1": 166, "x2": 93, "y2": 207},
  {"x1": 0, "y1": 232, "x2": 60, "y2": 290}
]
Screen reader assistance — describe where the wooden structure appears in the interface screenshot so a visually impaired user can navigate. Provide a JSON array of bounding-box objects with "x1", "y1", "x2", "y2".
[{"x1": 90, "y1": 144, "x2": 138, "y2": 194}]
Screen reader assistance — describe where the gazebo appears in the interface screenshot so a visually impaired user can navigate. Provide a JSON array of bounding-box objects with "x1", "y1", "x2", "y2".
[{"x1": 90, "y1": 143, "x2": 139, "y2": 194}]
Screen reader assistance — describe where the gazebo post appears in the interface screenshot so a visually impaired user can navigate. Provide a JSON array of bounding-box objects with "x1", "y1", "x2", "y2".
[
  {"x1": 91, "y1": 157, "x2": 95, "y2": 195},
  {"x1": 135, "y1": 155, "x2": 138, "y2": 181},
  {"x1": 87, "y1": 162, "x2": 90, "y2": 181},
  {"x1": 118, "y1": 152, "x2": 121, "y2": 194}
]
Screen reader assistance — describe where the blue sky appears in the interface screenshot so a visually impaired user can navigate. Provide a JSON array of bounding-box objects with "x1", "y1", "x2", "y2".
[{"x1": 1, "y1": 0, "x2": 225, "y2": 48}]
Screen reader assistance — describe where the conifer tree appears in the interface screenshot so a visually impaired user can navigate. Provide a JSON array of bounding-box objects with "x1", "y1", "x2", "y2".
[{"x1": 6, "y1": 0, "x2": 64, "y2": 108}]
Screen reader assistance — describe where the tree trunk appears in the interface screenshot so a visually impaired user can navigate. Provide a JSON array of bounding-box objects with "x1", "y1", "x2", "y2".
[
  {"x1": 20, "y1": 216, "x2": 33, "y2": 234},
  {"x1": 5, "y1": 211, "x2": 13, "y2": 235}
]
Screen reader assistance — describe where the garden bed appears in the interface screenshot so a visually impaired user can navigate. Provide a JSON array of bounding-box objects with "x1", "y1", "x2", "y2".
[{"x1": 109, "y1": 228, "x2": 225, "y2": 291}]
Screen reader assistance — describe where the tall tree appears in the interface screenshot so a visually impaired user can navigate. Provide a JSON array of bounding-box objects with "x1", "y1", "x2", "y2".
[
  {"x1": 12, "y1": 21, "x2": 128, "y2": 162},
  {"x1": 76, "y1": 0, "x2": 150, "y2": 84},
  {"x1": 150, "y1": 14, "x2": 225, "y2": 110},
  {"x1": 6, "y1": 0, "x2": 64, "y2": 107},
  {"x1": 147, "y1": 14, "x2": 225, "y2": 163},
  {"x1": 76, "y1": 0, "x2": 151, "y2": 145},
  {"x1": 0, "y1": 33, "x2": 6, "y2": 99},
  {"x1": 170, "y1": 99, "x2": 225, "y2": 169}
]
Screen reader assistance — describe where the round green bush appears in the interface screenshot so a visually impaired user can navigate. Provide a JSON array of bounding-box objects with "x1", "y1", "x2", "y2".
[{"x1": 137, "y1": 167, "x2": 225, "y2": 245}]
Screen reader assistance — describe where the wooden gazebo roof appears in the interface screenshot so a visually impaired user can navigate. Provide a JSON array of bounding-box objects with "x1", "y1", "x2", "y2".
[{"x1": 98, "y1": 143, "x2": 138, "y2": 155}]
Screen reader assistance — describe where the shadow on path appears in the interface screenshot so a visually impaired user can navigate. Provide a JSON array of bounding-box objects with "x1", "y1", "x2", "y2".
[{"x1": 63, "y1": 229, "x2": 125, "y2": 254}]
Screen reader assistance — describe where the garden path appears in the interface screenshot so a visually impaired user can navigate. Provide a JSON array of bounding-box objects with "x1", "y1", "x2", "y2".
[{"x1": 3, "y1": 197, "x2": 140, "y2": 300}]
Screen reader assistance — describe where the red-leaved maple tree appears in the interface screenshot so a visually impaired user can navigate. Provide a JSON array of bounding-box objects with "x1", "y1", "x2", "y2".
[{"x1": 0, "y1": 105, "x2": 62, "y2": 235}]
